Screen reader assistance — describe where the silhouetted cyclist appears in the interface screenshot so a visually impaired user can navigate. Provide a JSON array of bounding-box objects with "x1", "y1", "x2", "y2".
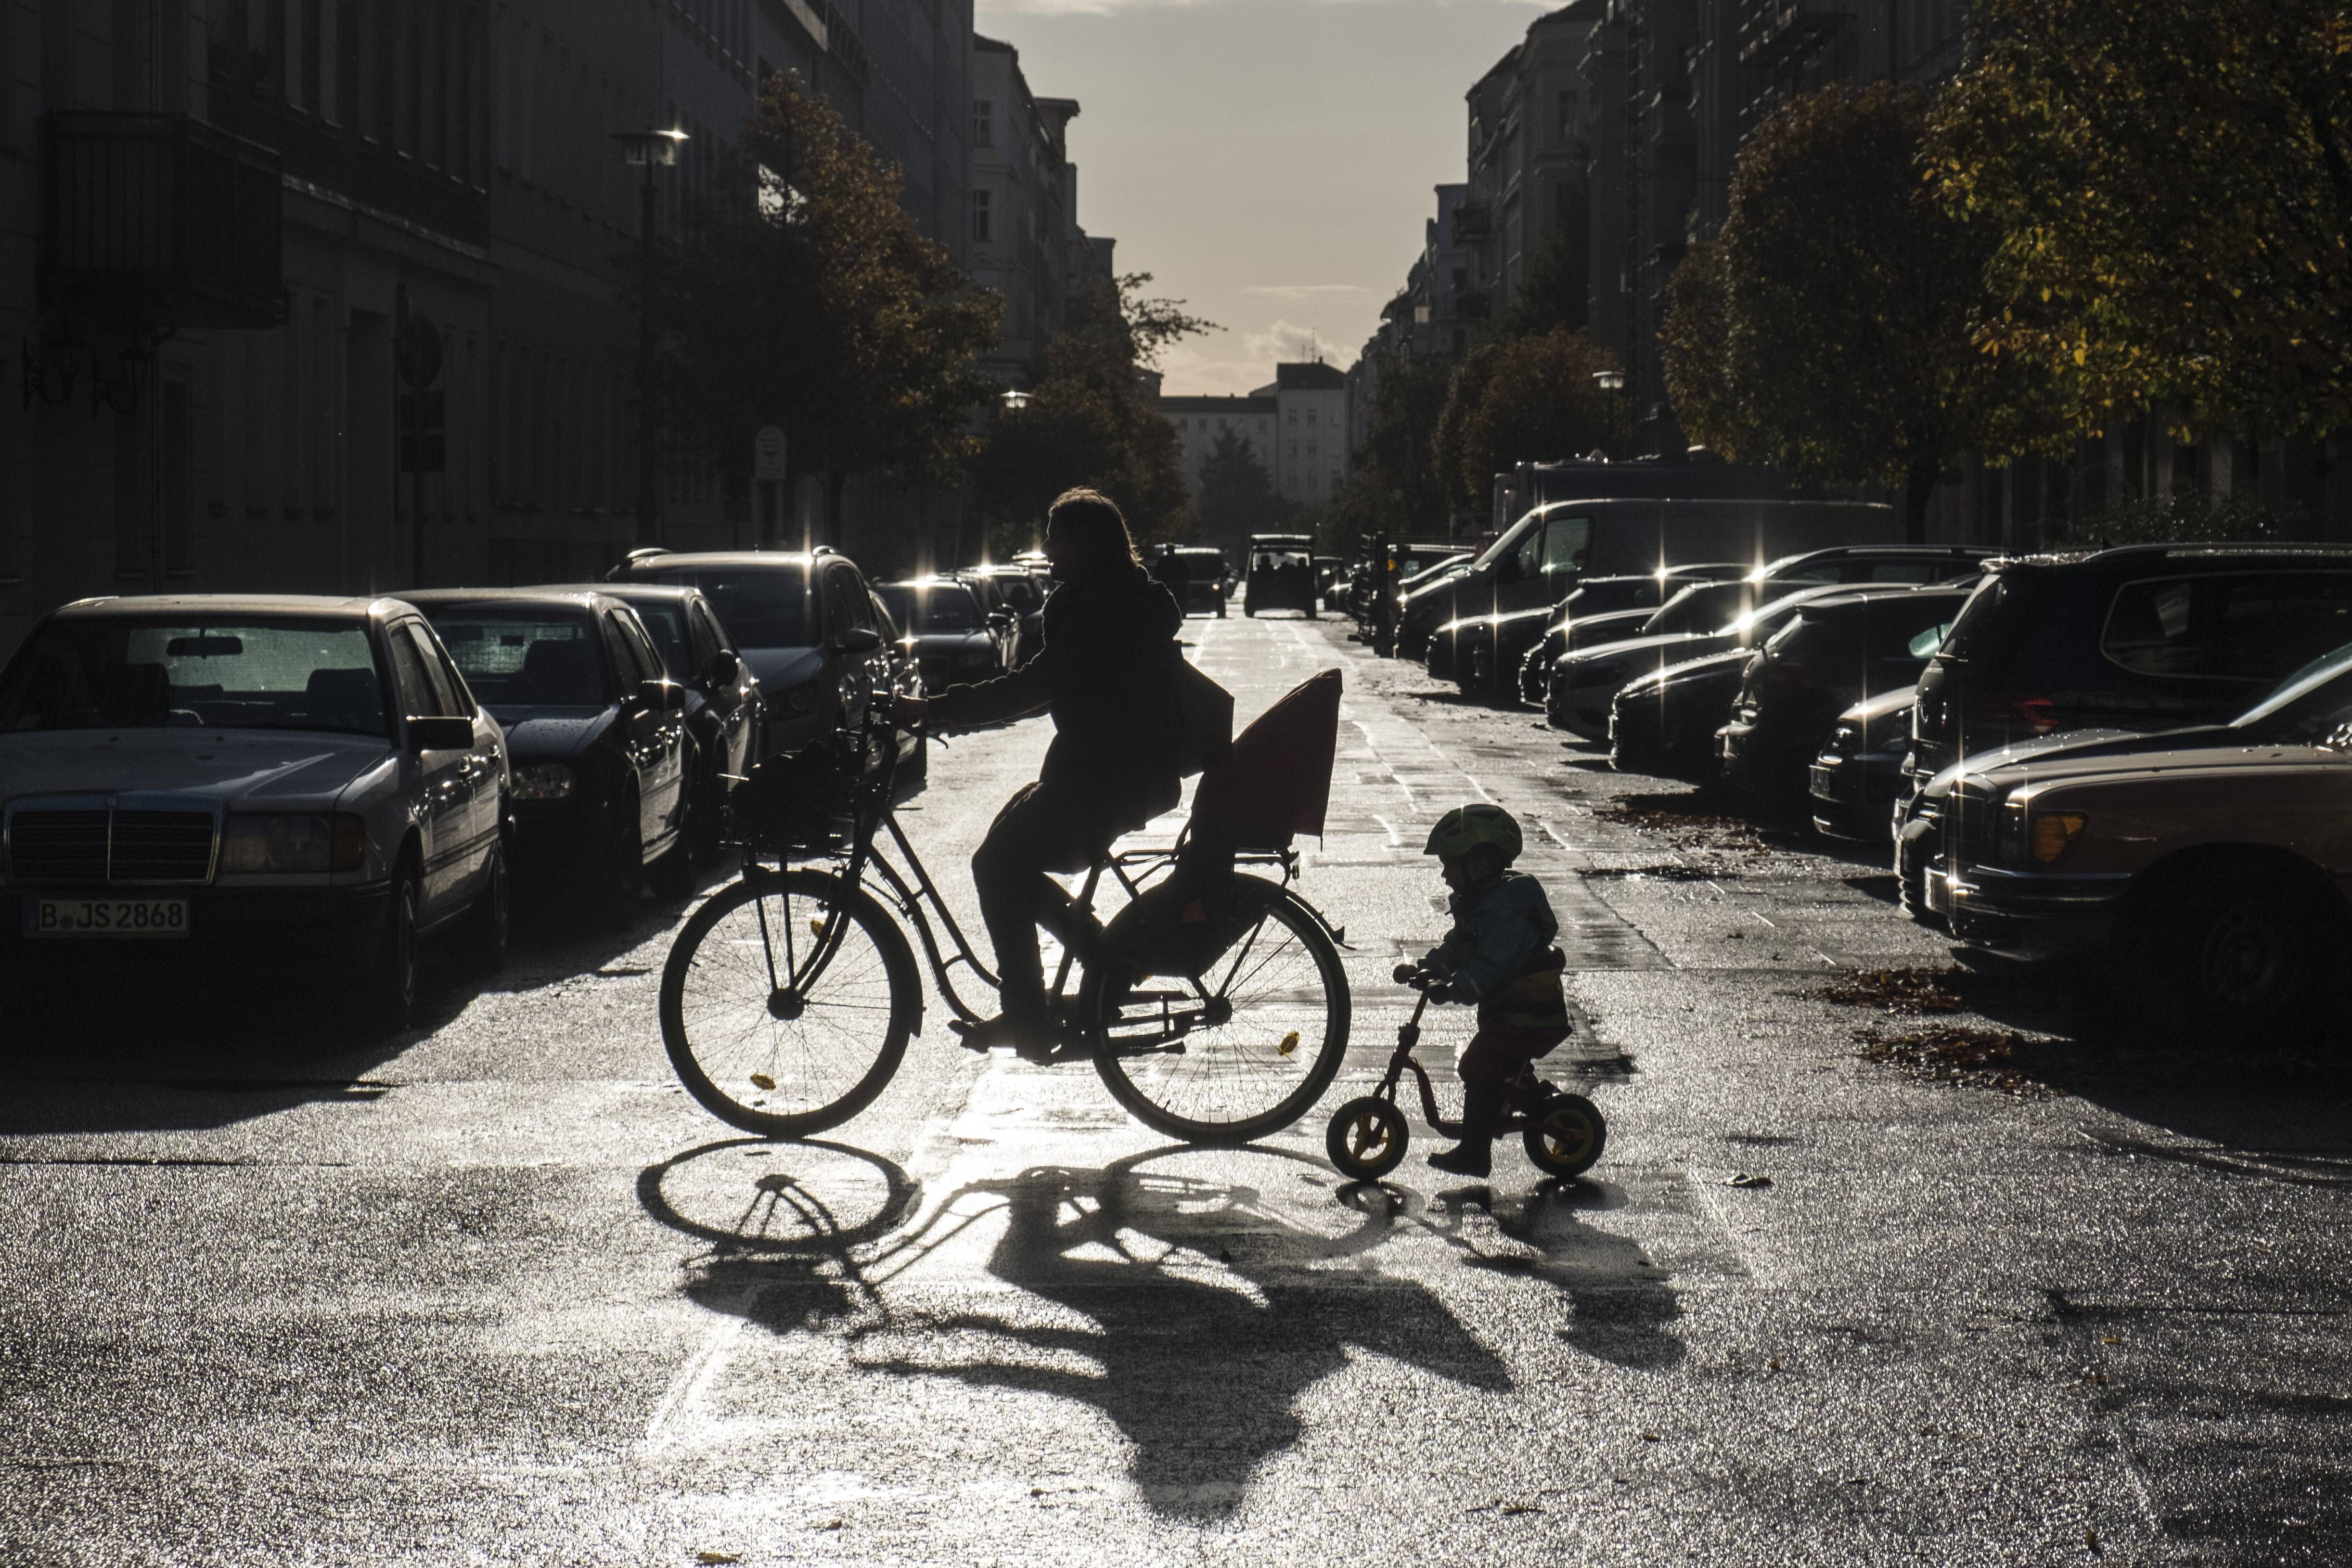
[{"x1": 894, "y1": 489, "x2": 1183, "y2": 1055}]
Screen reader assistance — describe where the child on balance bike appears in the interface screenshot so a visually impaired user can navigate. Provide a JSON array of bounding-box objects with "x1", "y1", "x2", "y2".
[{"x1": 1394, "y1": 804, "x2": 1572, "y2": 1178}]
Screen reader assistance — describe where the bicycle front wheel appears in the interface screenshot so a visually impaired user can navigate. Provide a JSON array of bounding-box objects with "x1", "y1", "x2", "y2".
[
  {"x1": 1084, "y1": 881, "x2": 1350, "y2": 1146},
  {"x1": 661, "y1": 868, "x2": 918, "y2": 1138}
]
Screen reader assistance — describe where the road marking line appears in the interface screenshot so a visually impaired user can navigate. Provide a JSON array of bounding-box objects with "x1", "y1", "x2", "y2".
[{"x1": 641, "y1": 1311, "x2": 747, "y2": 1451}]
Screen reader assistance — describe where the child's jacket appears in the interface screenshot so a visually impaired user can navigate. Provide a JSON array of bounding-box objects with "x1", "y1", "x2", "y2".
[{"x1": 1419, "y1": 871, "x2": 1570, "y2": 1029}]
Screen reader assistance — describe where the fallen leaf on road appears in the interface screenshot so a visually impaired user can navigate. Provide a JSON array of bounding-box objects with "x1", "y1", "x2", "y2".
[
  {"x1": 1277, "y1": 1031, "x2": 1299, "y2": 1057},
  {"x1": 1501, "y1": 1504, "x2": 1543, "y2": 1516},
  {"x1": 2086, "y1": 1526, "x2": 2102, "y2": 1554},
  {"x1": 749, "y1": 1074, "x2": 776, "y2": 1091},
  {"x1": 1726, "y1": 1172, "x2": 1774, "y2": 1189},
  {"x1": 1640, "y1": 1432, "x2": 1660, "y2": 1442},
  {"x1": 811, "y1": 1520, "x2": 843, "y2": 1531},
  {"x1": 1820, "y1": 965, "x2": 1964, "y2": 1013},
  {"x1": 696, "y1": 1554, "x2": 741, "y2": 1565}
]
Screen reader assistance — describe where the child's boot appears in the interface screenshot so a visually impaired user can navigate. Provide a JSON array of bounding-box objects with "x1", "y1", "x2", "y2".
[{"x1": 1428, "y1": 1083, "x2": 1505, "y2": 1178}]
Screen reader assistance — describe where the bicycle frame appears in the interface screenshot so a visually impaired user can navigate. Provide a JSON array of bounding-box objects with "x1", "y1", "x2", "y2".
[
  {"x1": 1373, "y1": 988, "x2": 1544, "y2": 1140},
  {"x1": 739, "y1": 713, "x2": 1327, "y2": 1037}
]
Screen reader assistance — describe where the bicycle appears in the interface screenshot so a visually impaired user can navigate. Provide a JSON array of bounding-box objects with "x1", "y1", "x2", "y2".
[
  {"x1": 659, "y1": 715, "x2": 1353, "y2": 1146},
  {"x1": 1323, "y1": 978, "x2": 1607, "y2": 1182}
]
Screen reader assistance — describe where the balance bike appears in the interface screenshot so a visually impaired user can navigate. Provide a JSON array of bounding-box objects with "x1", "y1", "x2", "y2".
[{"x1": 1324, "y1": 981, "x2": 1607, "y2": 1182}]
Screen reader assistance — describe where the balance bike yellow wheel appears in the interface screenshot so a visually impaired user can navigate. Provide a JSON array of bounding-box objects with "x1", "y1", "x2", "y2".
[
  {"x1": 1325, "y1": 1096, "x2": 1409, "y2": 1180},
  {"x1": 1524, "y1": 1093, "x2": 1606, "y2": 1178}
]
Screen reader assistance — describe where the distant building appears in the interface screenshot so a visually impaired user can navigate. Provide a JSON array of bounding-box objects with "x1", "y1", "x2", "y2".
[
  {"x1": 1262, "y1": 362, "x2": 1349, "y2": 506},
  {"x1": 1163, "y1": 361, "x2": 1350, "y2": 517}
]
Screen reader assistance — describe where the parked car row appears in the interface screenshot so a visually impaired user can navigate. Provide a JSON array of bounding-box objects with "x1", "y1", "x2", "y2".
[
  {"x1": 1350, "y1": 521, "x2": 2352, "y2": 1044},
  {"x1": 0, "y1": 546, "x2": 1063, "y2": 1033}
]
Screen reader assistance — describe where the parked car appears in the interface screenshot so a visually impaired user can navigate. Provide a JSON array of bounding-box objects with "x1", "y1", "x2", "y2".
[
  {"x1": 1150, "y1": 546, "x2": 1232, "y2": 618},
  {"x1": 1718, "y1": 586, "x2": 1979, "y2": 814},
  {"x1": 954, "y1": 571, "x2": 1031, "y2": 666},
  {"x1": 606, "y1": 550, "x2": 921, "y2": 769},
  {"x1": 1600, "y1": 585, "x2": 1863, "y2": 772},
  {"x1": 1544, "y1": 578, "x2": 1829, "y2": 735},
  {"x1": 1315, "y1": 556, "x2": 1345, "y2": 602},
  {"x1": 406, "y1": 590, "x2": 694, "y2": 918},
  {"x1": 1899, "y1": 640, "x2": 2352, "y2": 925},
  {"x1": 1908, "y1": 544, "x2": 2352, "y2": 795},
  {"x1": 876, "y1": 578, "x2": 1013, "y2": 693},
  {"x1": 1928, "y1": 673, "x2": 2352, "y2": 1042},
  {"x1": 1749, "y1": 543, "x2": 1997, "y2": 588},
  {"x1": 961, "y1": 565, "x2": 1050, "y2": 666},
  {"x1": 1398, "y1": 497, "x2": 1901, "y2": 659},
  {"x1": 1388, "y1": 553, "x2": 1477, "y2": 657},
  {"x1": 1509, "y1": 567, "x2": 1748, "y2": 705},
  {"x1": 566, "y1": 582, "x2": 761, "y2": 864},
  {"x1": 0, "y1": 594, "x2": 511, "y2": 1027},
  {"x1": 1245, "y1": 534, "x2": 1319, "y2": 617},
  {"x1": 1350, "y1": 540, "x2": 1465, "y2": 631},
  {"x1": 1808, "y1": 685, "x2": 1922, "y2": 840}
]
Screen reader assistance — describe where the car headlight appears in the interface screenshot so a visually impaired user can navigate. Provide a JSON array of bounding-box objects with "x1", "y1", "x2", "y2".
[
  {"x1": 2031, "y1": 810, "x2": 2087, "y2": 865},
  {"x1": 220, "y1": 813, "x2": 366, "y2": 874},
  {"x1": 512, "y1": 763, "x2": 576, "y2": 801}
]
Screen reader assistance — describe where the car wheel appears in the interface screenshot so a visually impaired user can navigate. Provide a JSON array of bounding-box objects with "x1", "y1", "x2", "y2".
[
  {"x1": 2135, "y1": 862, "x2": 2328, "y2": 1044},
  {"x1": 353, "y1": 865, "x2": 419, "y2": 1035},
  {"x1": 595, "y1": 786, "x2": 643, "y2": 926},
  {"x1": 457, "y1": 842, "x2": 512, "y2": 976}
]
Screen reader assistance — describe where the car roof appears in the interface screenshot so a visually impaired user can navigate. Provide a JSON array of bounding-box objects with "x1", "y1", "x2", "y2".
[
  {"x1": 399, "y1": 588, "x2": 620, "y2": 614},
  {"x1": 618, "y1": 552, "x2": 826, "y2": 573},
  {"x1": 1990, "y1": 542, "x2": 2352, "y2": 572},
  {"x1": 1249, "y1": 534, "x2": 1314, "y2": 544},
  {"x1": 569, "y1": 581, "x2": 699, "y2": 603},
  {"x1": 1784, "y1": 584, "x2": 1981, "y2": 615},
  {"x1": 878, "y1": 576, "x2": 974, "y2": 590},
  {"x1": 51, "y1": 593, "x2": 393, "y2": 621}
]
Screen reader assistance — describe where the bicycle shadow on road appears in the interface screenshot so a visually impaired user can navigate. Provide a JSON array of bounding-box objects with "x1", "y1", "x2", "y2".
[{"x1": 642, "y1": 1139, "x2": 1679, "y2": 1521}]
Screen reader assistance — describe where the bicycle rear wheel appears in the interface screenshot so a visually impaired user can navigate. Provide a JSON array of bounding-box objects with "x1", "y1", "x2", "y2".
[
  {"x1": 661, "y1": 868, "x2": 918, "y2": 1138},
  {"x1": 1083, "y1": 881, "x2": 1350, "y2": 1146}
]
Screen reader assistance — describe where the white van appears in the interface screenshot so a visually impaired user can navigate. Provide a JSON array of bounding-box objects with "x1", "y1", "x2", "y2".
[{"x1": 1401, "y1": 497, "x2": 1901, "y2": 647}]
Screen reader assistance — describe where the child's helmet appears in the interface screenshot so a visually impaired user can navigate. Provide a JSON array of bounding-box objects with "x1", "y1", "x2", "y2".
[{"x1": 1424, "y1": 803, "x2": 1523, "y2": 865}]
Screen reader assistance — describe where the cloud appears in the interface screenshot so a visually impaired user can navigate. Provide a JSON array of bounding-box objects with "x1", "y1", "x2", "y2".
[
  {"x1": 1155, "y1": 318, "x2": 1354, "y2": 397},
  {"x1": 1244, "y1": 283, "x2": 1377, "y2": 301}
]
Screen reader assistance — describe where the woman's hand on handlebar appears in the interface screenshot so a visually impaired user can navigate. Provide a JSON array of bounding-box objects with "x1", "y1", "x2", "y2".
[{"x1": 1393, "y1": 962, "x2": 1432, "y2": 989}]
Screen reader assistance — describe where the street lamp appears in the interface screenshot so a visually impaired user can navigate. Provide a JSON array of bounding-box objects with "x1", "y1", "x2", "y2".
[
  {"x1": 613, "y1": 127, "x2": 688, "y2": 547},
  {"x1": 1592, "y1": 368, "x2": 1627, "y2": 456}
]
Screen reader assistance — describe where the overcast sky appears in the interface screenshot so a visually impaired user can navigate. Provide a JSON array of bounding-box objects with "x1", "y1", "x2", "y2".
[{"x1": 970, "y1": 0, "x2": 1554, "y2": 396}]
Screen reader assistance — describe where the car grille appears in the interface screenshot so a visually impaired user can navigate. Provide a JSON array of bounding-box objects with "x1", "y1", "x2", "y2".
[
  {"x1": 1942, "y1": 785, "x2": 1998, "y2": 875},
  {"x1": 8, "y1": 809, "x2": 217, "y2": 885}
]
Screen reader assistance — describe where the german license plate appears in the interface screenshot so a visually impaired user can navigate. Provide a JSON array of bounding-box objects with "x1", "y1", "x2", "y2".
[
  {"x1": 26, "y1": 898, "x2": 189, "y2": 938},
  {"x1": 1809, "y1": 763, "x2": 1839, "y2": 800}
]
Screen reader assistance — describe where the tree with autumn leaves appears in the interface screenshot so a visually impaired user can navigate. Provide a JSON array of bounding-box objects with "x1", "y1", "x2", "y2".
[
  {"x1": 966, "y1": 273, "x2": 1213, "y2": 549},
  {"x1": 661, "y1": 75, "x2": 1002, "y2": 542},
  {"x1": 1663, "y1": 0, "x2": 2351, "y2": 538}
]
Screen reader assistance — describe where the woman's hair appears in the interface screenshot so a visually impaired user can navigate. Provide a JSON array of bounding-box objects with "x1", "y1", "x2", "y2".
[{"x1": 1046, "y1": 488, "x2": 1141, "y2": 573}]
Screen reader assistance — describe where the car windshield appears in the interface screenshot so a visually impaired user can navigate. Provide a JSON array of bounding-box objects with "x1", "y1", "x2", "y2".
[
  {"x1": 879, "y1": 584, "x2": 982, "y2": 632},
  {"x1": 431, "y1": 614, "x2": 607, "y2": 708},
  {"x1": 1254, "y1": 551, "x2": 1310, "y2": 572},
  {"x1": 0, "y1": 620, "x2": 393, "y2": 743},
  {"x1": 619, "y1": 601, "x2": 694, "y2": 681},
  {"x1": 2233, "y1": 641, "x2": 2352, "y2": 736},
  {"x1": 0, "y1": 618, "x2": 390, "y2": 737},
  {"x1": 649, "y1": 567, "x2": 813, "y2": 648}
]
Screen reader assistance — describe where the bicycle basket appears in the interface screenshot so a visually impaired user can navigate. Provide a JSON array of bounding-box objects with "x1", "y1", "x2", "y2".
[{"x1": 727, "y1": 741, "x2": 855, "y2": 852}]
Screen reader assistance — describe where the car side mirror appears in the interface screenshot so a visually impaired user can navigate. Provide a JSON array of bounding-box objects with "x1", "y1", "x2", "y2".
[
  {"x1": 835, "y1": 627, "x2": 884, "y2": 656},
  {"x1": 407, "y1": 715, "x2": 475, "y2": 752},
  {"x1": 709, "y1": 648, "x2": 741, "y2": 685}
]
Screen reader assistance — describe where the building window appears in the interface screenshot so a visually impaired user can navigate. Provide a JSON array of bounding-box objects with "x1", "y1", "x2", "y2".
[
  {"x1": 1557, "y1": 89, "x2": 1578, "y2": 139},
  {"x1": 972, "y1": 98, "x2": 993, "y2": 146},
  {"x1": 971, "y1": 188, "x2": 991, "y2": 243}
]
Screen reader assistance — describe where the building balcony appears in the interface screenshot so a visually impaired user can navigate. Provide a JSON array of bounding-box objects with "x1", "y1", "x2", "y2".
[
  {"x1": 1738, "y1": 1, "x2": 1851, "y2": 68},
  {"x1": 42, "y1": 113, "x2": 284, "y2": 329},
  {"x1": 1452, "y1": 202, "x2": 1492, "y2": 243}
]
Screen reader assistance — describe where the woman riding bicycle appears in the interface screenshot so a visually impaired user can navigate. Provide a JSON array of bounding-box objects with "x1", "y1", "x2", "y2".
[{"x1": 893, "y1": 488, "x2": 1183, "y2": 1056}]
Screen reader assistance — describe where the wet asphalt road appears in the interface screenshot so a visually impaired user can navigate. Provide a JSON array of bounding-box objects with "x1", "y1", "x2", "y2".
[{"x1": 3, "y1": 613, "x2": 2350, "y2": 1566}]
